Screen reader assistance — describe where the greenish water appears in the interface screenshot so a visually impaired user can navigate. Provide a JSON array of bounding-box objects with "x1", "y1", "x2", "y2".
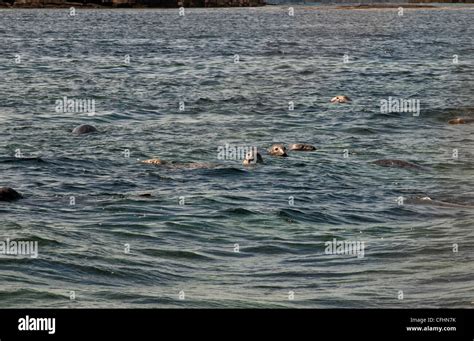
[{"x1": 0, "y1": 7, "x2": 473, "y2": 308}]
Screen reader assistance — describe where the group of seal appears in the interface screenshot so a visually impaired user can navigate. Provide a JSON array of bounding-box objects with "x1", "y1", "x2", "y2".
[
  {"x1": 58, "y1": 105, "x2": 431, "y2": 172},
  {"x1": 134, "y1": 93, "x2": 331, "y2": 166},
  {"x1": 2, "y1": 97, "x2": 471, "y2": 202},
  {"x1": 141, "y1": 143, "x2": 317, "y2": 167},
  {"x1": 267, "y1": 143, "x2": 318, "y2": 156},
  {"x1": 242, "y1": 143, "x2": 317, "y2": 165}
]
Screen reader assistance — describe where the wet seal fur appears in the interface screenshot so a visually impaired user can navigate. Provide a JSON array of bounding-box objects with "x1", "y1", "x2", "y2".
[
  {"x1": 141, "y1": 159, "x2": 168, "y2": 165},
  {"x1": 373, "y1": 159, "x2": 422, "y2": 170},
  {"x1": 289, "y1": 143, "x2": 316, "y2": 151},
  {"x1": 0, "y1": 187, "x2": 23, "y2": 202},
  {"x1": 72, "y1": 124, "x2": 97, "y2": 135},
  {"x1": 448, "y1": 118, "x2": 474, "y2": 125},
  {"x1": 141, "y1": 159, "x2": 218, "y2": 169}
]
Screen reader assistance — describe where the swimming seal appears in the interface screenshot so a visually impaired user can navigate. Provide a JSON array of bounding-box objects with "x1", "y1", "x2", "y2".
[
  {"x1": 331, "y1": 95, "x2": 351, "y2": 104},
  {"x1": 407, "y1": 196, "x2": 474, "y2": 208},
  {"x1": 448, "y1": 118, "x2": 474, "y2": 125},
  {"x1": 72, "y1": 124, "x2": 97, "y2": 135},
  {"x1": 141, "y1": 159, "x2": 168, "y2": 165},
  {"x1": 0, "y1": 187, "x2": 23, "y2": 202},
  {"x1": 268, "y1": 144, "x2": 288, "y2": 157},
  {"x1": 373, "y1": 159, "x2": 422, "y2": 169},
  {"x1": 289, "y1": 143, "x2": 316, "y2": 151},
  {"x1": 243, "y1": 151, "x2": 263, "y2": 166},
  {"x1": 141, "y1": 159, "x2": 218, "y2": 169}
]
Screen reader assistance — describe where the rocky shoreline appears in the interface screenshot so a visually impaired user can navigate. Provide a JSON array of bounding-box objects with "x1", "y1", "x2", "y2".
[
  {"x1": 0, "y1": 0, "x2": 265, "y2": 7},
  {"x1": 2, "y1": 1, "x2": 474, "y2": 8}
]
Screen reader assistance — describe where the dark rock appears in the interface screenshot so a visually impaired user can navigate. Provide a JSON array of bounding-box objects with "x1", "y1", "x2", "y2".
[{"x1": 0, "y1": 187, "x2": 23, "y2": 202}]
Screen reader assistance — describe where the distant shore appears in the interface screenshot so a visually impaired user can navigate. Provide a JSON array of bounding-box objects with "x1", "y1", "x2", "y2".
[
  {"x1": 335, "y1": 3, "x2": 474, "y2": 9},
  {"x1": 335, "y1": 3, "x2": 435, "y2": 9},
  {"x1": 2, "y1": 1, "x2": 474, "y2": 8},
  {"x1": 0, "y1": 0, "x2": 265, "y2": 8}
]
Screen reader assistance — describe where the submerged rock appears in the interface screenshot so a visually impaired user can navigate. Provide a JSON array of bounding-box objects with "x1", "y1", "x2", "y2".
[{"x1": 373, "y1": 159, "x2": 422, "y2": 170}]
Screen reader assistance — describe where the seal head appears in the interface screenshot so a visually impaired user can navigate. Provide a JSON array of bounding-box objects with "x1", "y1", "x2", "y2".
[
  {"x1": 243, "y1": 151, "x2": 263, "y2": 166},
  {"x1": 331, "y1": 95, "x2": 351, "y2": 104},
  {"x1": 0, "y1": 187, "x2": 23, "y2": 202},
  {"x1": 268, "y1": 144, "x2": 288, "y2": 157},
  {"x1": 72, "y1": 124, "x2": 97, "y2": 135}
]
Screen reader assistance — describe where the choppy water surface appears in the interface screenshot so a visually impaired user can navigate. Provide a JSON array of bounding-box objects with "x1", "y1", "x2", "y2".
[{"x1": 0, "y1": 6, "x2": 473, "y2": 308}]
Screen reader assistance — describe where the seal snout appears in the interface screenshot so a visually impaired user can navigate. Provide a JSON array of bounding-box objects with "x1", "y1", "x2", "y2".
[
  {"x1": 268, "y1": 144, "x2": 288, "y2": 157},
  {"x1": 0, "y1": 187, "x2": 23, "y2": 202}
]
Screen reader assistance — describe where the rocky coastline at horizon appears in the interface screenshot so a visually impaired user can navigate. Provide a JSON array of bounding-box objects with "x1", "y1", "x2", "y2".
[
  {"x1": 0, "y1": 0, "x2": 265, "y2": 8},
  {"x1": 2, "y1": 0, "x2": 474, "y2": 8}
]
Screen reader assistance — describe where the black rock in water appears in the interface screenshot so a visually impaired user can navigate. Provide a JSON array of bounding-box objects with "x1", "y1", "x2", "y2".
[{"x1": 0, "y1": 187, "x2": 23, "y2": 202}]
